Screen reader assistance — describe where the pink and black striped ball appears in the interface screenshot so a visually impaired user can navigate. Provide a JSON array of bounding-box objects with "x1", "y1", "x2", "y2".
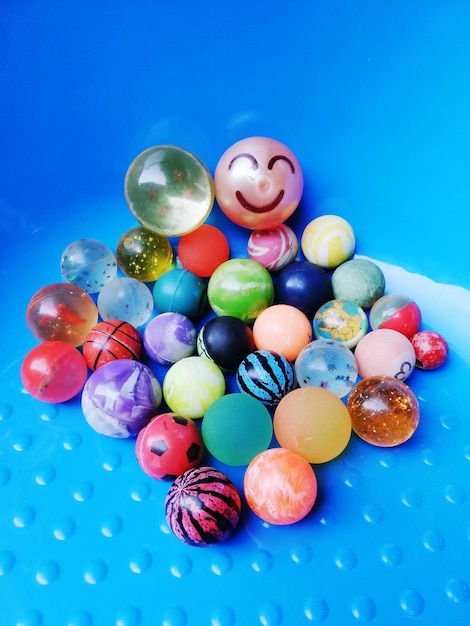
[
  {"x1": 165, "y1": 466, "x2": 241, "y2": 546},
  {"x1": 83, "y1": 319, "x2": 143, "y2": 370}
]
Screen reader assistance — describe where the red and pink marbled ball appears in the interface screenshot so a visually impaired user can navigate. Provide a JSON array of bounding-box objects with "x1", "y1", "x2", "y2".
[
  {"x1": 165, "y1": 466, "x2": 241, "y2": 546},
  {"x1": 247, "y1": 224, "x2": 298, "y2": 271}
]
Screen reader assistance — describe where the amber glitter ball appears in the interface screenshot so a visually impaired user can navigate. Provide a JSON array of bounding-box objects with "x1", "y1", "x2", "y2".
[{"x1": 347, "y1": 376, "x2": 420, "y2": 447}]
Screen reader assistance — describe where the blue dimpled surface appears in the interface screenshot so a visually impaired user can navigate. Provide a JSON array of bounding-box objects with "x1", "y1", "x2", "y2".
[{"x1": 1, "y1": 2, "x2": 470, "y2": 625}]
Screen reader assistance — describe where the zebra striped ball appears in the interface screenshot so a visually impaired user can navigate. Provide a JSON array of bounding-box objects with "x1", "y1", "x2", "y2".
[
  {"x1": 83, "y1": 319, "x2": 143, "y2": 370},
  {"x1": 236, "y1": 349, "x2": 296, "y2": 407},
  {"x1": 165, "y1": 466, "x2": 241, "y2": 546}
]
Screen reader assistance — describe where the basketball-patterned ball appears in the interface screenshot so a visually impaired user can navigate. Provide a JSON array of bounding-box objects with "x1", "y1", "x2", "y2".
[
  {"x1": 301, "y1": 214, "x2": 355, "y2": 269},
  {"x1": 83, "y1": 319, "x2": 143, "y2": 370},
  {"x1": 165, "y1": 466, "x2": 241, "y2": 546},
  {"x1": 236, "y1": 349, "x2": 296, "y2": 407}
]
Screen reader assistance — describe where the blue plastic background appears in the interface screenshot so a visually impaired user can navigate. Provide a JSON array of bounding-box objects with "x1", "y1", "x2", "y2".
[{"x1": 1, "y1": 2, "x2": 470, "y2": 625}]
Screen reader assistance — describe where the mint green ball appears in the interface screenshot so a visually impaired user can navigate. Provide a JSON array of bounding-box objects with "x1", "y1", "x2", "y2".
[
  {"x1": 331, "y1": 259, "x2": 385, "y2": 309},
  {"x1": 207, "y1": 258, "x2": 274, "y2": 324},
  {"x1": 202, "y1": 393, "x2": 273, "y2": 466}
]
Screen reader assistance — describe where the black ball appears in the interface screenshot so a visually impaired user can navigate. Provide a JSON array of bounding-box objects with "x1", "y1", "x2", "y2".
[{"x1": 197, "y1": 316, "x2": 255, "y2": 371}]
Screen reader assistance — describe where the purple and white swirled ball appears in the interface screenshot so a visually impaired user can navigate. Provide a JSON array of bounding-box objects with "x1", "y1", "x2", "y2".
[
  {"x1": 81, "y1": 360, "x2": 162, "y2": 438},
  {"x1": 143, "y1": 312, "x2": 197, "y2": 366}
]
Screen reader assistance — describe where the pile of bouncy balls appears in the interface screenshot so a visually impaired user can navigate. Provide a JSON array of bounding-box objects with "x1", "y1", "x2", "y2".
[{"x1": 21, "y1": 137, "x2": 449, "y2": 547}]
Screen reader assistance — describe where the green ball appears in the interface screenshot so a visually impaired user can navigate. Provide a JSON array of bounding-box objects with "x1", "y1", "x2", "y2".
[
  {"x1": 207, "y1": 258, "x2": 274, "y2": 324},
  {"x1": 163, "y1": 356, "x2": 225, "y2": 419},
  {"x1": 331, "y1": 258, "x2": 385, "y2": 308},
  {"x1": 202, "y1": 393, "x2": 273, "y2": 466}
]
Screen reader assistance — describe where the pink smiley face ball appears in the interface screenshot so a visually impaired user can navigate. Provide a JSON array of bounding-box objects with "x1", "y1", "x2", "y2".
[{"x1": 214, "y1": 137, "x2": 304, "y2": 230}]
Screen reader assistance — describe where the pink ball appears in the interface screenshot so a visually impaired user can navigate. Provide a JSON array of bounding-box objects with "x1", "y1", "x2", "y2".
[
  {"x1": 247, "y1": 224, "x2": 298, "y2": 271},
  {"x1": 354, "y1": 328, "x2": 416, "y2": 381},
  {"x1": 214, "y1": 136, "x2": 303, "y2": 230}
]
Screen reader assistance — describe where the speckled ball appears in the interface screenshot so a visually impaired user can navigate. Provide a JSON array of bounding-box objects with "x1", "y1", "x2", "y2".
[
  {"x1": 348, "y1": 376, "x2": 420, "y2": 447},
  {"x1": 97, "y1": 277, "x2": 154, "y2": 328},
  {"x1": 331, "y1": 258, "x2": 385, "y2": 308}
]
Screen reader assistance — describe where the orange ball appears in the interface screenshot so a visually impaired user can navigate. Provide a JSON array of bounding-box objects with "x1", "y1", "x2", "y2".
[
  {"x1": 244, "y1": 448, "x2": 317, "y2": 525},
  {"x1": 274, "y1": 387, "x2": 352, "y2": 463},
  {"x1": 252, "y1": 304, "x2": 312, "y2": 361},
  {"x1": 178, "y1": 224, "x2": 230, "y2": 277}
]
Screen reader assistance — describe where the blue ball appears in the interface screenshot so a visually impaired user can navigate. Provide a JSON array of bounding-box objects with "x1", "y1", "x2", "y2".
[
  {"x1": 236, "y1": 350, "x2": 296, "y2": 407},
  {"x1": 274, "y1": 260, "x2": 332, "y2": 317},
  {"x1": 152, "y1": 268, "x2": 207, "y2": 320}
]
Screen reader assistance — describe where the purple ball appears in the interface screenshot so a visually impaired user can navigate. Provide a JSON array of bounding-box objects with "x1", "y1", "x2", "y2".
[
  {"x1": 143, "y1": 312, "x2": 197, "y2": 366},
  {"x1": 81, "y1": 360, "x2": 162, "y2": 438}
]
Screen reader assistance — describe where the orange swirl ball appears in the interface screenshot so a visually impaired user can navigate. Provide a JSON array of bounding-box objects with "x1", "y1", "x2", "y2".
[{"x1": 244, "y1": 448, "x2": 317, "y2": 525}]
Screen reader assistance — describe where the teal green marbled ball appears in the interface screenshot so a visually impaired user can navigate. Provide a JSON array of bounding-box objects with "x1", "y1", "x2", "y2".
[
  {"x1": 331, "y1": 258, "x2": 385, "y2": 309},
  {"x1": 207, "y1": 258, "x2": 274, "y2": 324}
]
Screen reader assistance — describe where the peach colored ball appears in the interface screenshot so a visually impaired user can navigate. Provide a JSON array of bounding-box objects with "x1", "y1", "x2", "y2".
[
  {"x1": 274, "y1": 387, "x2": 352, "y2": 463},
  {"x1": 253, "y1": 304, "x2": 312, "y2": 361},
  {"x1": 244, "y1": 448, "x2": 317, "y2": 525},
  {"x1": 354, "y1": 328, "x2": 416, "y2": 381}
]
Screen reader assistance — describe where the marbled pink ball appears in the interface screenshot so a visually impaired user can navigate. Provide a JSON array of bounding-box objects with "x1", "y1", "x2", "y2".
[{"x1": 247, "y1": 224, "x2": 298, "y2": 271}]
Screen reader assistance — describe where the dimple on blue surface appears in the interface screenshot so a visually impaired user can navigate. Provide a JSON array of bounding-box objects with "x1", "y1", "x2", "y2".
[{"x1": 1, "y1": 2, "x2": 470, "y2": 625}]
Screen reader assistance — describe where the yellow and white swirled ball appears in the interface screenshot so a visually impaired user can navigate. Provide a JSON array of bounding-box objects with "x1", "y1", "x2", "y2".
[{"x1": 301, "y1": 215, "x2": 355, "y2": 269}]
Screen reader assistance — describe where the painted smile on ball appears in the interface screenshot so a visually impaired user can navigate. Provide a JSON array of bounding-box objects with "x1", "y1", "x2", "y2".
[{"x1": 229, "y1": 152, "x2": 295, "y2": 214}]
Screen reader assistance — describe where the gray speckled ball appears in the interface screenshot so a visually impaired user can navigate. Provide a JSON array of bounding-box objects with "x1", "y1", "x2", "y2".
[{"x1": 331, "y1": 259, "x2": 385, "y2": 309}]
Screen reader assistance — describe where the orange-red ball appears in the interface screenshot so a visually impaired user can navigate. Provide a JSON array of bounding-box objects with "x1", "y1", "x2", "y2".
[{"x1": 178, "y1": 224, "x2": 230, "y2": 278}]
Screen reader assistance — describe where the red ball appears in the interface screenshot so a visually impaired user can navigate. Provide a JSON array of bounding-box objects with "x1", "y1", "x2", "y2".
[
  {"x1": 135, "y1": 412, "x2": 204, "y2": 480},
  {"x1": 82, "y1": 320, "x2": 143, "y2": 370},
  {"x1": 177, "y1": 224, "x2": 230, "y2": 277},
  {"x1": 411, "y1": 330, "x2": 449, "y2": 369},
  {"x1": 20, "y1": 341, "x2": 88, "y2": 403}
]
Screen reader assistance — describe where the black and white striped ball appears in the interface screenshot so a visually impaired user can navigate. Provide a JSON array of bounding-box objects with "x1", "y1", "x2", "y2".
[
  {"x1": 165, "y1": 466, "x2": 241, "y2": 547},
  {"x1": 236, "y1": 349, "x2": 296, "y2": 407}
]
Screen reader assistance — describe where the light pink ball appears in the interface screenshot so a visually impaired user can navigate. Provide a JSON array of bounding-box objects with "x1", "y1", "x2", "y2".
[
  {"x1": 247, "y1": 224, "x2": 298, "y2": 271},
  {"x1": 354, "y1": 328, "x2": 416, "y2": 381},
  {"x1": 214, "y1": 136, "x2": 303, "y2": 230}
]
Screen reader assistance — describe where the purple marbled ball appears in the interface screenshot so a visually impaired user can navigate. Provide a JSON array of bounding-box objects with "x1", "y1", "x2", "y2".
[
  {"x1": 81, "y1": 360, "x2": 162, "y2": 438},
  {"x1": 143, "y1": 312, "x2": 197, "y2": 366}
]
